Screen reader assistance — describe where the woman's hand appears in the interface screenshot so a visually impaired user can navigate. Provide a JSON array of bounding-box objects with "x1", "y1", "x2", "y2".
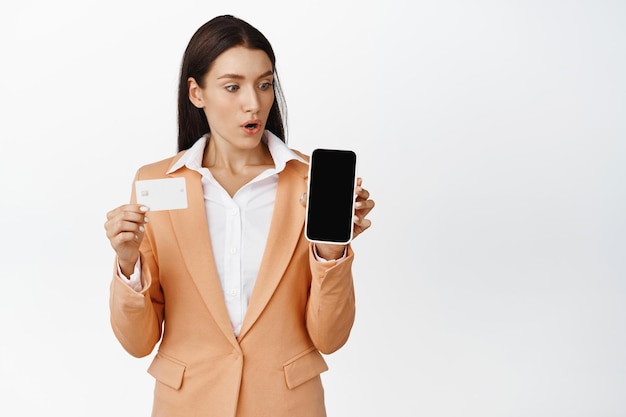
[
  {"x1": 104, "y1": 204, "x2": 150, "y2": 277},
  {"x1": 313, "y1": 177, "x2": 375, "y2": 260},
  {"x1": 351, "y1": 177, "x2": 374, "y2": 240}
]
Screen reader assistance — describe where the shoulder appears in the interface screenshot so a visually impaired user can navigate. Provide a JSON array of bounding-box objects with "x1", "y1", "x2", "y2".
[
  {"x1": 134, "y1": 151, "x2": 186, "y2": 180},
  {"x1": 282, "y1": 147, "x2": 310, "y2": 180},
  {"x1": 291, "y1": 148, "x2": 310, "y2": 163}
]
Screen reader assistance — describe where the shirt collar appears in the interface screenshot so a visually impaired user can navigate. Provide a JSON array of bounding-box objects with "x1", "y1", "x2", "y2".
[{"x1": 167, "y1": 130, "x2": 306, "y2": 175}]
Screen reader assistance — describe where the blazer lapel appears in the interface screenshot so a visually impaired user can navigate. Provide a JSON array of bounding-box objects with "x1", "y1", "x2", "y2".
[
  {"x1": 167, "y1": 167, "x2": 239, "y2": 348},
  {"x1": 238, "y1": 160, "x2": 308, "y2": 341}
]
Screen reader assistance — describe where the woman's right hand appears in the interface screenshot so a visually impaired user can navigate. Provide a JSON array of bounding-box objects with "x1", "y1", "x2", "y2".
[{"x1": 105, "y1": 204, "x2": 150, "y2": 277}]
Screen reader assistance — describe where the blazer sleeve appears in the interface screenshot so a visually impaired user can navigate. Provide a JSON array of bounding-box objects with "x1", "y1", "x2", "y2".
[
  {"x1": 109, "y1": 235, "x2": 164, "y2": 358},
  {"x1": 109, "y1": 170, "x2": 165, "y2": 358},
  {"x1": 305, "y1": 243, "x2": 356, "y2": 354}
]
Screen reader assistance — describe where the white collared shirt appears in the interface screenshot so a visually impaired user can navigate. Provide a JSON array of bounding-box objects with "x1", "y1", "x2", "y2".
[{"x1": 123, "y1": 131, "x2": 306, "y2": 336}]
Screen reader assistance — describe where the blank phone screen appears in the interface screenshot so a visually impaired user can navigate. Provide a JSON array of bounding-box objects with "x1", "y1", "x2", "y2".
[{"x1": 305, "y1": 149, "x2": 357, "y2": 244}]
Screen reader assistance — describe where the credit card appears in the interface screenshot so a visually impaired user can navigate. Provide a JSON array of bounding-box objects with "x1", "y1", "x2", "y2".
[{"x1": 135, "y1": 178, "x2": 188, "y2": 211}]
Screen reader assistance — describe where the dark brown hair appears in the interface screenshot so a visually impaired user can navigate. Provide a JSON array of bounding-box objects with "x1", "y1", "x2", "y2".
[{"x1": 177, "y1": 15, "x2": 287, "y2": 151}]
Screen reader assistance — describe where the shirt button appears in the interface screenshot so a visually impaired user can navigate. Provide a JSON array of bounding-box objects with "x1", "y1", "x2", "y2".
[
  {"x1": 230, "y1": 247, "x2": 237, "y2": 254},
  {"x1": 230, "y1": 208, "x2": 238, "y2": 216}
]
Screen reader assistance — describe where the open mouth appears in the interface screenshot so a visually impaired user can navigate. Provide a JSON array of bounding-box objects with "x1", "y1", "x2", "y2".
[{"x1": 242, "y1": 120, "x2": 262, "y2": 134}]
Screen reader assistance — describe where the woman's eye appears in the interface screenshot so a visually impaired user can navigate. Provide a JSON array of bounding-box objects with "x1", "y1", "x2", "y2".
[
  {"x1": 225, "y1": 85, "x2": 239, "y2": 92},
  {"x1": 258, "y1": 82, "x2": 273, "y2": 90}
]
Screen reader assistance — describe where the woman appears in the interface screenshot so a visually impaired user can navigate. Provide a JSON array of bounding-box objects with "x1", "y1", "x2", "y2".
[{"x1": 105, "y1": 15, "x2": 374, "y2": 417}]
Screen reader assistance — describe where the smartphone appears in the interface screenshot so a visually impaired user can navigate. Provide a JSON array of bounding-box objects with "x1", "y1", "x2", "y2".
[{"x1": 305, "y1": 148, "x2": 358, "y2": 245}]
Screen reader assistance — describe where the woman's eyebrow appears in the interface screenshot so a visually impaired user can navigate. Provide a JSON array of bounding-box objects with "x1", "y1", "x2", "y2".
[{"x1": 217, "y1": 70, "x2": 274, "y2": 80}]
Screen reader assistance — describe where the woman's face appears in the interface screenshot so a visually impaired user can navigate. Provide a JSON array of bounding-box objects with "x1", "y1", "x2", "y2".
[{"x1": 189, "y1": 46, "x2": 275, "y2": 151}]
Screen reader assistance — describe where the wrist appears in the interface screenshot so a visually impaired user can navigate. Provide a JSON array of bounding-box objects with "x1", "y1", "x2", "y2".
[
  {"x1": 118, "y1": 256, "x2": 139, "y2": 279},
  {"x1": 314, "y1": 244, "x2": 346, "y2": 261}
]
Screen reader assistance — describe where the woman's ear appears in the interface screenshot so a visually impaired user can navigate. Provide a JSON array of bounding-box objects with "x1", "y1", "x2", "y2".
[{"x1": 188, "y1": 77, "x2": 204, "y2": 108}]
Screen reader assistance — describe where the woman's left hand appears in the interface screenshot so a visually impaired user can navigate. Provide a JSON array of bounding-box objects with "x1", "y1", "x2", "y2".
[
  {"x1": 351, "y1": 177, "x2": 375, "y2": 240},
  {"x1": 312, "y1": 177, "x2": 375, "y2": 260}
]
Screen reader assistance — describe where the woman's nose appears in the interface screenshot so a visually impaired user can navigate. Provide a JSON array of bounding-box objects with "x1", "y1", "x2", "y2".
[{"x1": 242, "y1": 87, "x2": 260, "y2": 113}]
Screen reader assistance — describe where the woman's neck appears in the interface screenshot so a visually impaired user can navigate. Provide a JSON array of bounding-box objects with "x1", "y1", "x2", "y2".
[{"x1": 202, "y1": 137, "x2": 275, "y2": 197}]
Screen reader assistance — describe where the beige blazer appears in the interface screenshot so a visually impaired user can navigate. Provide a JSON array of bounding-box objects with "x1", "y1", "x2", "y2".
[{"x1": 109, "y1": 150, "x2": 356, "y2": 417}]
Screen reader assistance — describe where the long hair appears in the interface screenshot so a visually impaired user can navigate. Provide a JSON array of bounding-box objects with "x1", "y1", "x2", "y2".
[{"x1": 177, "y1": 15, "x2": 287, "y2": 151}]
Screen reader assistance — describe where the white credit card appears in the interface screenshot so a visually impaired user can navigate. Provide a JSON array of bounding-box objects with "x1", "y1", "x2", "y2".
[{"x1": 135, "y1": 178, "x2": 188, "y2": 211}]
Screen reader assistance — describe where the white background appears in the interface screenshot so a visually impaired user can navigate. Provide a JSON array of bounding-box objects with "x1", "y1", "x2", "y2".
[{"x1": 1, "y1": 1, "x2": 625, "y2": 416}]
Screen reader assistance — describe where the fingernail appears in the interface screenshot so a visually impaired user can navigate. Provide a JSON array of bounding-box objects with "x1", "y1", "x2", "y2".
[
  {"x1": 353, "y1": 215, "x2": 360, "y2": 224},
  {"x1": 134, "y1": 234, "x2": 139, "y2": 240},
  {"x1": 139, "y1": 226, "x2": 144, "y2": 232},
  {"x1": 355, "y1": 202, "x2": 362, "y2": 208},
  {"x1": 144, "y1": 217, "x2": 150, "y2": 223},
  {"x1": 140, "y1": 206, "x2": 150, "y2": 212}
]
